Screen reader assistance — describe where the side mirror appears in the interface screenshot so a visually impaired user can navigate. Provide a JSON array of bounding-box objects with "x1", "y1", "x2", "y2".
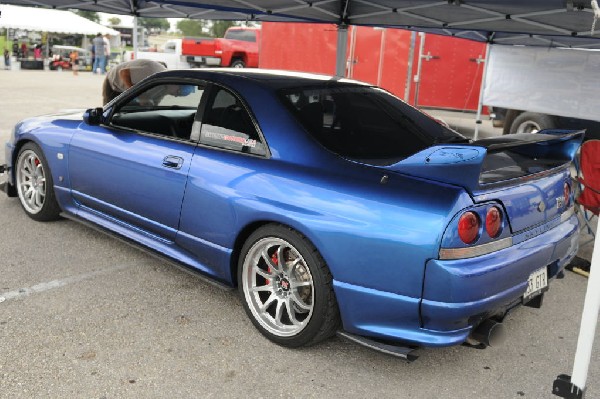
[{"x1": 83, "y1": 107, "x2": 104, "y2": 126}]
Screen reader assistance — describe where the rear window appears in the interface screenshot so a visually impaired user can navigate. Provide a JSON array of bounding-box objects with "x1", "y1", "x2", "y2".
[
  {"x1": 280, "y1": 86, "x2": 467, "y2": 165},
  {"x1": 224, "y1": 29, "x2": 257, "y2": 42}
]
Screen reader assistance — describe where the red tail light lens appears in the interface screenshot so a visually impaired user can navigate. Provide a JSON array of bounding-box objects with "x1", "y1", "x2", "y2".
[
  {"x1": 564, "y1": 182, "x2": 571, "y2": 208},
  {"x1": 485, "y1": 206, "x2": 502, "y2": 238},
  {"x1": 458, "y1": 211, "x2": 480, "y2": 244}
]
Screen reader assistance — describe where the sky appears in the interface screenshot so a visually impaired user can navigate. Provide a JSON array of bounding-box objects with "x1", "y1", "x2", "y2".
[{"x1": 99, "y1": 13, "x2": 182, "y2": 32}]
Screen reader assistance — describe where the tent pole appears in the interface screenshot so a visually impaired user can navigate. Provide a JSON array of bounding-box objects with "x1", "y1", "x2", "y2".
[
  {"x1": 335, "y1": 24, "x2": 348, "y2": 78},
  {"x1": 473, "y1": 43, "x2": 490, "y2": 141},
  {"x1": 376, "y1": 28, "x2": 386, "y2": 86},
  {"x1": 404, "y1": 31, "x2": 417, "y2": 102},
  {"x1": 553, "y1": 218, "x2": 600, "y2": 398},
  {"x1": 133, "y1": 16, "x2": 139, "y2": 60},
  {"x1": 413, "y1": 32, "x2": 426, "y2": 107}
]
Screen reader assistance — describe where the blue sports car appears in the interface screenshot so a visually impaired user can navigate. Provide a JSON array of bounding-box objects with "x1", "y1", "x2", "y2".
[{"x1": 0, "y1": 69, "x2": 583, "y2": 356}]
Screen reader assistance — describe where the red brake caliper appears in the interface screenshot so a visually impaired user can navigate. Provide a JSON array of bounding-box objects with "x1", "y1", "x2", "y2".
[
  {"x1": 266, "y1": 252, "x2": 279, "y2": 285},
  {"x1": 34, "y1": 158, "x2": 40, "y2": 166}
]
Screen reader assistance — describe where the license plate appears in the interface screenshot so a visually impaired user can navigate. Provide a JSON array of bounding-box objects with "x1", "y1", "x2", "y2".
[{"x1": 523, "y1": 267, "x2": 548, "y2": 300}]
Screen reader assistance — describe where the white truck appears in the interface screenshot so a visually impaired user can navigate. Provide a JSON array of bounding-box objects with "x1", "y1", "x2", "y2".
[
  {"x1": 124, "y1": 39, "x2": 191, "y2": 69},
  {"x1": 483, "y1": 45, "x2": 600, "y2": 139}
]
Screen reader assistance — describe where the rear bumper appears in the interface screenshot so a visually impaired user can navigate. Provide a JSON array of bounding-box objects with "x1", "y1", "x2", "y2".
[
  {"x1": 185, "y1": 55, "x2": 221, "y2": 66},
  {"x1": 334, "y1": 210, "x2": 579, "y2": 348},
  {"x1": 421, "y1": 210, "x2": 579, "y2": 336}
]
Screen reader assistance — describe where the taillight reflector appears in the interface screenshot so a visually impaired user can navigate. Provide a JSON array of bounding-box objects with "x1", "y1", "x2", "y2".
[
  {"x1": 485, "y1": 207, "x2": 502, "y2": 238},
  {"x1": 458, "y1": 211, "x2": 480, "y2": 244}
]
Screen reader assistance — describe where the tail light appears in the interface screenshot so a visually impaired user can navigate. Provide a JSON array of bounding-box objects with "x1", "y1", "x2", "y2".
[
  {"x1": 485, "y1": 206, "x2": 502, "y2": 238},
  {"x1": 563, "y1": 182, "x2": 571, "y2": 208},
  {"x1": 458, "y1": 211, "x2": 480, "y2": 244}
]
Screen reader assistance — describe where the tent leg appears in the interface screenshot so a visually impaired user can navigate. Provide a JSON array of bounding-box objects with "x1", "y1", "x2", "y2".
[
  {"x1": 335, "y1": 24, "x2": 348, "y2": 78},
  {"x1": 413, "y1": 32, "x2": 426, "y2": 107},
  {"x1": 133, "y1": 16, "x2": 139, "y2": 60},
  {"x1": 474, "y1": 43, "x2": 490, "y2": 141},
  {"x1": 553, "y1": 218, "x2": 600, "y2": 398},
  {"x1": 404, "y1": 31, "x2": 417, "y2": 103}
]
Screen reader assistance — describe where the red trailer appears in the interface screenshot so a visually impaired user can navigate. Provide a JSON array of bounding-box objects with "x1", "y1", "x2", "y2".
[{"x1": 259, "y1": 22, "x2": 487, "y2": 112}]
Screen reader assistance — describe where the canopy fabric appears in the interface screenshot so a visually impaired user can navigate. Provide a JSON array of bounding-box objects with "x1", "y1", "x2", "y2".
[
  {"x1": 2, "y1": 1, "x2": 600, "y2": 47},
  {"x1": 0, "y1": 4, "x2": 120, "y2": 35}
]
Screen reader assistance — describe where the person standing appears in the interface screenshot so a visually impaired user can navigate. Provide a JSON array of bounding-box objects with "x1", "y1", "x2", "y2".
[
  {"x1": 92, "y1": 33, "x2": 106, "y2": 74},
  {"x1": 4, "y1": 49, "x2": 10, "y2": 70},
  {"x1": 103, "y1": 34, "x2": 111, "y2": 67},
  {"x1": 34, "y1": 45, "x2": 41, "y2": 60},
  {"x1": 20, "y1": 42, "x2": 27, "y2": 59},
  {"x1": 69, "y1": 50, "x2": 79, "y2": 76}
]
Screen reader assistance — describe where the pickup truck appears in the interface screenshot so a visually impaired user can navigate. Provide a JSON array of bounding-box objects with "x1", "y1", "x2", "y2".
[
  {"x1": 129, "y1": 27, "x2": 260, "y2": 70},
  {"x1": 183, "y1": 26, "x2": 260, "y2": 68}
]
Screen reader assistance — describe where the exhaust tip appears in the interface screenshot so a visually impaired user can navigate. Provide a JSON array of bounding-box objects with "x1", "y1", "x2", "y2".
[{"x1": 470, "y1": 319, "x2": 506, "y2": 347}]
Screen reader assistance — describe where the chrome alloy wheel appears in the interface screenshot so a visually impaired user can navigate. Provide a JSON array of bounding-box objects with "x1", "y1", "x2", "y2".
[
  {"x1": 16, "y1": 149, "x2": 47, "y2": 214},
  {"x1": 242, "y1": 237, "x2": 315, "y2": 337}
]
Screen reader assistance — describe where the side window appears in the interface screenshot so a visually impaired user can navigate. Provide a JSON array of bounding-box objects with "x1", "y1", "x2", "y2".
[
  {"x1": 199, "y1": 87, "x2": 266, "y2": 156},
  {"x1": 111, "y1": 83, "x2": 205, "y2": 140}
]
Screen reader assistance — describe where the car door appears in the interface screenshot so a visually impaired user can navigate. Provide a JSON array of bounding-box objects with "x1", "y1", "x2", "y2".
[
  {"x1": 68, "y1": 80, "x2": 207, "y2": 241},
  {"x1": 175, "y1": 84, "x2": 269, "y2": 276}
]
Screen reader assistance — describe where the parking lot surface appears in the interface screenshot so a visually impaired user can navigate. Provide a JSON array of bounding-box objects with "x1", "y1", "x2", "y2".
[{"x1": 0, "y1": 70, "x2": 597, "y2": 398}]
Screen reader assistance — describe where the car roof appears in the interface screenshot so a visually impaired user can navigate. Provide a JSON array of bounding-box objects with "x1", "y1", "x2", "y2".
[{"x1": 155, "y1": 68, "x2": 372, "y2": 90}]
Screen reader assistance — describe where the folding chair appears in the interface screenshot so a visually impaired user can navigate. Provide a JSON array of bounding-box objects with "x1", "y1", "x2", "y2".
[{"x1": 569, "y1": 140, "x2": 600, "y2": 276}]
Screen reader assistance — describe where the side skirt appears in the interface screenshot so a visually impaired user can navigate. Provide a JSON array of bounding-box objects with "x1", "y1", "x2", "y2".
[{"x1": 60, "y1": 211, "x2": 233, "y2": 291}]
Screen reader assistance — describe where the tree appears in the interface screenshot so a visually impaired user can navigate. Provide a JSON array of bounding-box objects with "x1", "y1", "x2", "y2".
[
  {"x1": 210, "y1": 21, "x2": 238, "y2": 38},
  {"x1": 138, "y1": 17, "x2": 170, "y2": 31},
  {"x1": 176, "y1": 19, "x2": 207, "y2": 37},
  {"x1": 74, "y1": 10, "x2": 100, "y2": 23},
  {"x1": 108, "y1": 17, "x2": 121, "y2": 26}
]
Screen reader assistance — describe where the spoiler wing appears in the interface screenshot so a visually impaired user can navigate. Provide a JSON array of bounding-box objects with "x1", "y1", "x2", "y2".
[{"x1": 385, "y1": 130, "x2": 585, "y2": 193}]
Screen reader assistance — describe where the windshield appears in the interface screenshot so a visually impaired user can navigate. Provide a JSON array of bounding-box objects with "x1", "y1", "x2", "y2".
[{"x1": 280, "y1": 86, "x2": 467, "y2": 165}]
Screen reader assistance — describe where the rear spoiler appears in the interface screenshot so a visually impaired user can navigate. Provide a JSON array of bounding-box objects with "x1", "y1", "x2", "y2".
[{"x1": 385, "y1": 130, "x2": 585, "y2": 193}]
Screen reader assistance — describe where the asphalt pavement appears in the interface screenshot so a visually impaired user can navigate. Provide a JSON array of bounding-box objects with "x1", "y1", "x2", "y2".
[{"x1": 0, "y1": 69, "x2": 597, "y2": 399}]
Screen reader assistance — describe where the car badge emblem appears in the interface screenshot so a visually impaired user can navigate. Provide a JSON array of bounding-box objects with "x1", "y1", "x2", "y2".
[{"x1": 537, "y1": 201, "x2": 546, "y2": 212}]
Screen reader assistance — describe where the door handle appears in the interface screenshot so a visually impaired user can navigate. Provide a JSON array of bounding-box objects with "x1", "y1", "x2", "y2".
[{"x1": 162, "y1": 155, "x2": 184, "y2": 169}]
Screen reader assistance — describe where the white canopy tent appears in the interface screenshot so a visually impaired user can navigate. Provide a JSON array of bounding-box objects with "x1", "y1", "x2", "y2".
[{"x1": 0, "y1": 4, "x2": 120, "y2": 36}]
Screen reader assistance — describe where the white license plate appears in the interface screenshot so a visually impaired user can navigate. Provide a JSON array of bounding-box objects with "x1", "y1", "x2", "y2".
[{"x1": 524, "y1": 267, "x2": 548, "y2": 300}]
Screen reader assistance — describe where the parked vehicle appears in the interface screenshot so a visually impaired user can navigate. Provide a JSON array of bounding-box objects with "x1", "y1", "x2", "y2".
[
  {"x1": 49, "y1": 45, "x2": 92, "y2": 71},
  {"x1": 260, "y1": 23, "x2": 485, "y2": 111},
  {"x1": 132, "y1": 27, "x2": 260, "y2": 69},
  {"x1": 0, "y1": 69, "x2": 583, "y2": 355},
  {"x1": 182, "y1": 26, "x2": 260, "y2": 68}
]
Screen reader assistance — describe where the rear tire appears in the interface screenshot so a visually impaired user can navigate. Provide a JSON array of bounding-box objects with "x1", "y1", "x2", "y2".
[
  {"x1": 238, "y1": 224, "x2": 340, "y2": 347},
  {"x1": 15, "y1": 142, "x2": 61, "y2": 221},
  {"x1": 231, "y1": 59, "x2": 246, "y2": 68},
  {"x1": 509, "y1": 112, "x2": 557, "y2": 134}
]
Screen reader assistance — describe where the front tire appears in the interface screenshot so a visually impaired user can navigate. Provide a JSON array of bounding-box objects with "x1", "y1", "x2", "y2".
[
  {"x1": 238, "y1": 224, "x2": 340, "y2": 347},
  {"x1": 15, "y1": 142, "x2": 61, "y2": 221}
]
